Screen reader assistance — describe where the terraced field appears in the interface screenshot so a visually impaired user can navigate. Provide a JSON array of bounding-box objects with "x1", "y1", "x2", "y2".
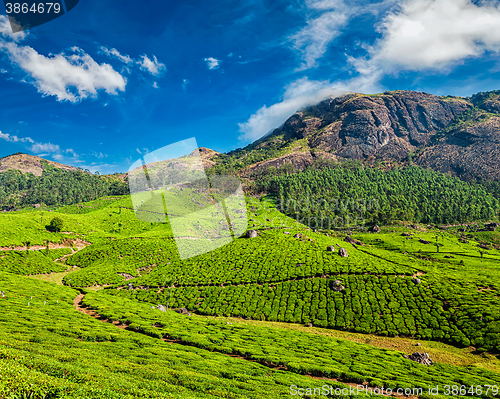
[{"x1": 0, "y1": 194, "x2": 499, "y2": 398}]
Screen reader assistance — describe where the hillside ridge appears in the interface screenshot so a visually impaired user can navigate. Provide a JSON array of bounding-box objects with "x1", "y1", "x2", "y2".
[{"x1": 0, "y1": 152, "x2": 79, "y2": 176}]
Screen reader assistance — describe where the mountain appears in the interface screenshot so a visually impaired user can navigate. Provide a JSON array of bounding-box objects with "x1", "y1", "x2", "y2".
[
  {"x1": 0, "y1": 153, "x2": 79, "y2": 176},
  {"x1": 416, "y1": 92, "x2": 500, "y2": 181},
  {"x1": 218, "y1": 89, "x2": 500, "y2": 183}
]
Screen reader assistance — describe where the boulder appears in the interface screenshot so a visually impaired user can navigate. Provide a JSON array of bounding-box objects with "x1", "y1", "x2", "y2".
[
  {"x1": 304, "y1": 323, "x2": 313, "y2": 327},
  {"x1": 175, "y1": 308, "x2": 191, "y2": 316},
  {"x1": 419, "y1": 239, "x2": 431, "y2": 244},
  {"x1": 157, "y1": 304, "x2": 166, "y2": 312},
  {"x1": 284, "y1": 231, "x2": 290, "y2": 235},
  {"x1": 326, "y1": 246, "x2": 335, "y2": 252},
  {"x1": 401, "y1": 232, "x2": 413, "y2": 237},
  {"x1": 126, "y1": 282, "x2": 134, "y2": 291},
  {"x1": 403, "y1": 352, "x2": 434, "y2": 366},
  {"x1": 371, "y1": 225, "x2": 381, "y2": 233},
  {"x1": 344, "y1": 236, "x2": 363, "y2": 246},
  {"x1": 412, "y1": 278, "x2": 421, "y2": 285},
  {"x1": 339, "y1": 248, "x2": 348, "y2": 257},
  {"x1": 294, "y1": 233, "x2": 303, "y2": 239},
  {"x1": 459, "y1": 238, "x2": 469, "y2": 243},
  {"x1": 331, "y1": 280, "x2": 345, "y2": 292},
  {"x1": 246, "y1": 230, "x2": 258, "y2": 238}
]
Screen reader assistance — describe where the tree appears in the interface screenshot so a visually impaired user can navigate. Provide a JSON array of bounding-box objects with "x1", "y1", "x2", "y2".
[
  {"x1": 22, "y1": 240, "x2": 31, "y2": 258},
  {"x1": 48, "y1": 217, "x2": 64, "y2": 233}
]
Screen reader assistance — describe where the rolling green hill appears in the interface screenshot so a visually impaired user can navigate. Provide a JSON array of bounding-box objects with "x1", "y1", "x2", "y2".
[{"x1": 0, "y1": 192, "x2": 500, "y2": 398}]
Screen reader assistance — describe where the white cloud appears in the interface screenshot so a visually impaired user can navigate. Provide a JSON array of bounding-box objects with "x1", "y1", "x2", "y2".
[
  {"x1": 204, "y1": 57, "x2": 221, "y2": 70},
  {"x1": 92, "y1": 152, "x2": 107, "y2": 159},
  {"x1": 31, "y1": 142, "x2": 61, "y2": 153},
  {"x1": 152, "y1": 81, "x2": 159, "y2": 89},
  {"x1": 100, "y1": 46, "x2": 133, "y2": 64},
  {"x1": 360, "y1": 0, "x2": 500, "y2": 73},
  {"x1": 238, "y1": 78, "x2": 345, "y2": 142},
  {"x1": 138, "y1": 54, "x2": 166, "y2": 76},
  {"x1": 0, "y1": 16, "x2": 127, "y2": 102},
  {"x1": 182, "y1": 78, "x2": 189, "y2": 90},
  {"x1": 0, "y1": 15, "x2": 27, "y2": 42},
  {"x1": 1, "y1": 44, "x2": 126, "y2": 102},
  {"x1": 290, "y1": 0, "x2": 350, "y2": 70},
  {"x1": 0, "y1": 131, "x2": 34, "y2": 143}
]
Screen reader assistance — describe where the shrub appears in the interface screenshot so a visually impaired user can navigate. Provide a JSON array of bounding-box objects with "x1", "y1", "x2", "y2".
[{"x1": 48, "y1": 217, "x2": 64, "y2": 232}]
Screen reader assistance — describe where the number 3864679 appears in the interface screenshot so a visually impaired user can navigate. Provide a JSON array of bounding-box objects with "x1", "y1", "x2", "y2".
[{"x1": 5, "y1": 3, "x2": 61, "y2": 14}]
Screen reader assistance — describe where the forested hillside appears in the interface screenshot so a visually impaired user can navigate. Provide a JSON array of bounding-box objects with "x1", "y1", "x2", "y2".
[
  {"x1": 0, "y1": 163, "x2": 128, "y2": 210},
  {"x1": 260, "y1": 164, "x2": 499, "y2": 227}
]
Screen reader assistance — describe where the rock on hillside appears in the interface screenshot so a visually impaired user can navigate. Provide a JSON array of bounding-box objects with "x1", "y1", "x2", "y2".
[
  {"x1": 276, "y1": 90, "x2": 471, "y2": 161},
  {"x1": 415, "y1": 109, "x2": 500, "y2": 181},
  {"x1": 0, "y1": 153, "x2": 79, "y2": 176}
]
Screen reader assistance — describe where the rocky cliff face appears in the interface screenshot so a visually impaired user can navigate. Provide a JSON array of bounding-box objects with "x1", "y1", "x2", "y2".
[
  {"x1": 241, "y1": 89, "x2": 500, "y2": 182},
  {"x1": 278, "y1": 90, "x2": 472, "y2": 161},
  {"x1": 415, "y1": 111, "x2": 500, "y2": 181}
]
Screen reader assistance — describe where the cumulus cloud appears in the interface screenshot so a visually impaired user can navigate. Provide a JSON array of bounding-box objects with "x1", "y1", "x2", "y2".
[
  {"x1": 100, "y1": 46, "x2": 133, "y2": 64},
  {"x1": 290, "y1": 0, "x2": 351, "y2": 70},
  {"x1": 358, "y1": 0, "x2": 500, "y2": 73},
  {"x1": 204, "y1": 57, "x2": 221, "y2": 70},
  {"x1": 0, "y1": 20, "x2": 127, "y2": 102},
  {"x1": 0, "y1": 16, "x2": 127, "y2": 102},
  {"x1": 0, "y1": 131, "x2": 34, "y2": 143},
  {"x1": 31, "y1": 142, "x2": 61, "y2": 153},
  {"x1": 6, "y1": 46, "x2": 127, "y2": 102},
  {"x1": 238, "y1": 78, "x2": 345, "y2": 142},
  {"x1": 138, "y1": 54, "x2": 166, "y2": 76}
]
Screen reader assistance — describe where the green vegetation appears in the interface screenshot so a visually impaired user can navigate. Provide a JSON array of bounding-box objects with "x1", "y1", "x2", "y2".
[
  {"x1": 0, "y1": 272, "x2": 337, "y2": 398},
  {"x1": 48, "y1": 216, "x2": 64, "y2": 233},
  {"x1": 208, "y1": 135, "x2": 310, "y2": 176},
  {"x1": 265, "y1": 165, "x2": 499, "y2": 226},
  {"x1": 82, "y1": 290, "x2": 500, "y2": 398},
  {"x1": 0, "y1": 250, "x2": 67, "y2": 275},
  {"x1": 1, "y1": 191, "x2": 499, "y2": 398},
  {"x1": 0, "y1": 164, "x2": 128, "y2": 210}
]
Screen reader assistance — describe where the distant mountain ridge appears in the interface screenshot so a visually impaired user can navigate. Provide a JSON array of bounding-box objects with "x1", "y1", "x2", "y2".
[
  {"x1": 217, "y1": 89, "x2": 500, "y2": 183},
  {"x1": 2, "y1": 90, "x2": 500, "y2": 184}
]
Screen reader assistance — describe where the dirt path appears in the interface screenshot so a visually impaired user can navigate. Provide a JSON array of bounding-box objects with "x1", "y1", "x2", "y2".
[
  {"x1": 0, "y1": 238, "x2": 91, "y2": 252},
  {"x1": 72, "y1": 293, "x2": 419, "y2": 398}
]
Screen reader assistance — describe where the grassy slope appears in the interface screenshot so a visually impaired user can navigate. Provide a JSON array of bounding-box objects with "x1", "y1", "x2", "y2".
[
  {"x1": 1, "y1": 195, "x2": 500, "y2": 397},
  {"x1": 0, "y1": 272, "x2": 338, "y2": 399}
]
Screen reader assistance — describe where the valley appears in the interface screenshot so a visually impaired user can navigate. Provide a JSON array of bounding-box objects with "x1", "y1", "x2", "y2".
[{"x1": 1, "y1": 89, "x2": 500, "y2": 398}]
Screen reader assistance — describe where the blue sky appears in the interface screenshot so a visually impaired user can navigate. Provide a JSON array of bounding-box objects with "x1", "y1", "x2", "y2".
[{"x1": 1, "y1": 0, "x2": 500, "y2": 173}]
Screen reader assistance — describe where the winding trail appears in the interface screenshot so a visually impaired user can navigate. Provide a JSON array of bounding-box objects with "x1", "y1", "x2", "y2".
[{"x1": 72, "y1": 292, "x2": 419, "y2": 399}]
